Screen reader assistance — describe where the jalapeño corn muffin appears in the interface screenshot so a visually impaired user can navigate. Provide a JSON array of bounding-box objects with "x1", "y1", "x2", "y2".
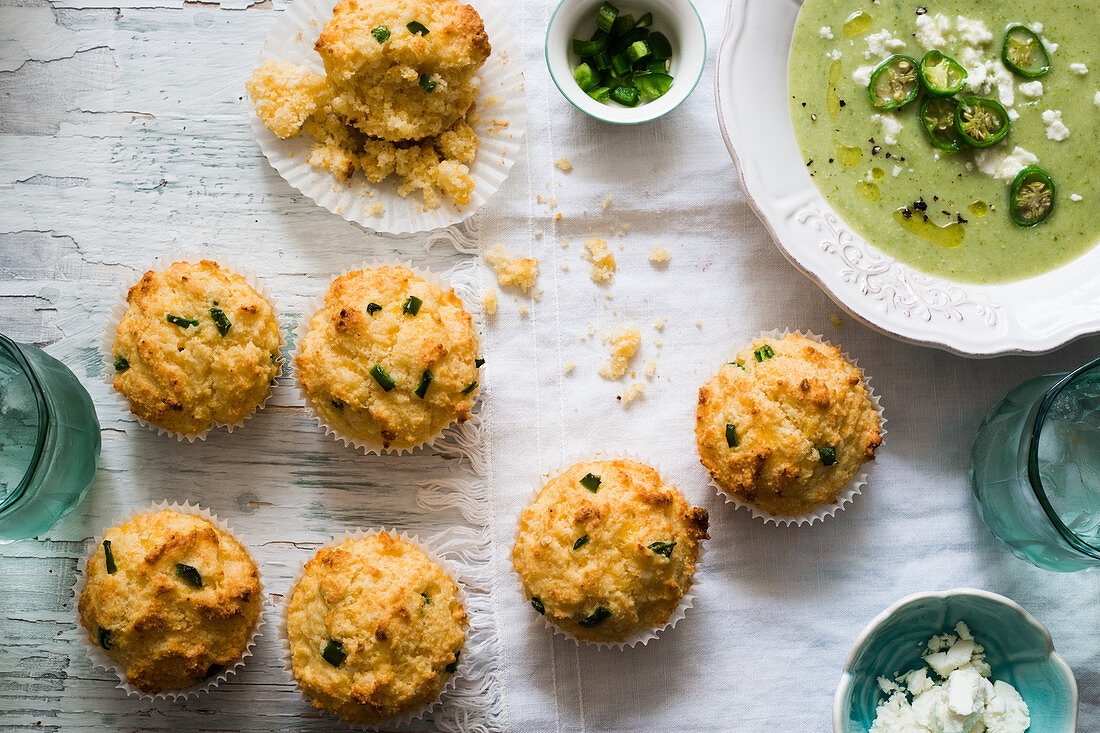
[
  {"x1": 512, "y1": 459, "x2": 709, "y2": 644},
  {"x1": 109, "y1": 260, "x2": 282, "y2": 436},
  {"x1": 695, "y1": 333, "x2": 883, "y2": 517},
  {"x1": 295, "y1": 266, "x2": 480, "y2": 450},
  {"x1": 246, "y1": 0, "x2": 490, "y2": 208},
  {"x1": 77, "y1": 509, "x2": 262, "y2": 693},
  {"x1": 287, "y1": 533, "x2": 466, "y2": 725}
]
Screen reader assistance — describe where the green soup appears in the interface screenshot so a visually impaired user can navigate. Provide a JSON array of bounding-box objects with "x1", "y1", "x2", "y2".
[{"x1": 789, "y1": 0, "x2": 1100, "y2": 283}]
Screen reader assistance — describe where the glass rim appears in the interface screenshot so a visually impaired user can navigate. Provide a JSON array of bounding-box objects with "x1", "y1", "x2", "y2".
[
  {"x1": 0, "y1": 334, "x2": 50, "y2": 513},
  {"x1": 1027, "y1": 355, "x2": 1100, "y2": 560}
]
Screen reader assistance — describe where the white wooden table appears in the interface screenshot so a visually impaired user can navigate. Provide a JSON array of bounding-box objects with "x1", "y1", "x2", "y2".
[{"x1": 1, "y1": 0, "x2": 1098, "y2": 730}]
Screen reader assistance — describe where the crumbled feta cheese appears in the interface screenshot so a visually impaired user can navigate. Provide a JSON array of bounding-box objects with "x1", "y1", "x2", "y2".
[
  {"x1": 864, "y1": 29, "x2": 906, "y2": 59},
  {"x1": 925, "y1": 639, "x2": 976, "y2": 678},
  {"x1": 872, "y1": 113, "x2": 903, "y2": 145},
  {"x1": 819, "y1": 26, "x2": 834, "y2": 39},
  {"x1": 1070, "y1": 63, "x2": 1089, "y2": 75},
  {"x1": 955, "y1": 16, "x2": 993, "y2": 46},
  {"x1": 958, "y1": 46, "x2": 990, "y2": 93},
  {"x1": 1042, "y1": 109, "x2": 1070, "y2": 141},
  {"x1": 1008, "y1": 108, "x2": 1020, "y2": 121},
  {"x1": 972, "y1": 145, "x2": 1039, "y2": 181},
  {"x1": 827, "y1": 49, "x2": 843, "y2": 61},
  {"x1": 993, "y1": 63, "x2": 1016, "y2": 107},
  {"x1": 892, "y1": 165, "x2": 902, "y2": 177},
  {"x1": 915, "y1": 12, "x2": 951, "y2": 50},
  {"x1": 1095, "y1": 91, "x2": 1100, "y2": 109},
  {"x1": 853, "y1": 65, "x2": 875, "y2": 86},
  {"x1": 1070, "y1": 194, "x2": 1084, "y2": 202},
  {"x1": 1018, "y1": 81, "x2": 1043, "y2": 98}
]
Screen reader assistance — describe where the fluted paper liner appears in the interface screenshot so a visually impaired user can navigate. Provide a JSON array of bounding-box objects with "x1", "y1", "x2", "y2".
[
  {"x1": 279, "y1": 527, "x2": 471, "y2": 730},
  {"x1": 509, "y1": 451, "x2": 707, "y2": 651},
  {"x1": 70, "y1": 500, "x2": 270, "y2": 700},
  {"x1": 702, "y1": 328, "x2": 887, "y2": 527},
  {"x1": 292, "y1": 260, "x2": 483, "y2": 456},
  {"x1": 100, "y1": 250, "x2": 287, "y2": 442},
  {"x1": 248, "y1": 0, "x2": 526, "y2": 235}
]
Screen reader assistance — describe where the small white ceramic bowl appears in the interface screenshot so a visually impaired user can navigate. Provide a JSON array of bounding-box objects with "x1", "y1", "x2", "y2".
[{"x1": 545, "y1": 0, "x2": 706, "y2": 124}]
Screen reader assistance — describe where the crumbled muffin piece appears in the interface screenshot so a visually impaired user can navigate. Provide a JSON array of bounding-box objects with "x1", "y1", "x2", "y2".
[
  {"x1": 484, "y1": 245, "x2": 538, "y2": 293},
  {"x1": 620, "y1": 382, "x2": 646, "y2": 404},
  {"x1": 481, "y1": 287, "x2": 498, "y2": 315},
  {"x1": 599, "y1": 325, "x2": 640, "y2": 380},
  {"x1": 648, "y1": 245, "x2": 671, "y2": 265},
  {"x1": 583, "y1": 238, "x2": 616, "y2": 283},
  {"x1": 247, "y1": 60, "x2": 328, "y2": 139},
  {"x1": 437, "y1": 120, "x2": 479, "y2": 163},
  {"x1": 555, "y1": 158, "x2": 573, "y2": 172}
]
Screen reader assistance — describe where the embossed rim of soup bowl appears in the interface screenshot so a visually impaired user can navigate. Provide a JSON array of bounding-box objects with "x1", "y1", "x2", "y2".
[
  {"x1": 716, "y1": 0, "x2": 1100, "y2": 357},
  {"x1": 832, "y1": 588, "x2": 1079, "y2": 733}
]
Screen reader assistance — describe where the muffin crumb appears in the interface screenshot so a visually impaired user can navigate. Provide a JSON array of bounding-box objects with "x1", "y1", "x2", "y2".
[
  {"x1": 555, "y1": 157, "x2": 573, "y2": 172},
  {"x1": 620, "y1": 382, "x2": 646, "y2": 404},
  {"x1": 648, "y1": 245, "x2": 671, "y2": 265},
  {"x1": 481, "y1": 287, "x2": 498, "y2": 315},
  {"x1": 583, "y1": 238, "x2": 616, "y2": 283},
  {"x1": 599, "y1": 325, "x2": 640, "y2": 380},
  {"x1": 484, "y1": 245, "x2": 539, "y2": 293}
]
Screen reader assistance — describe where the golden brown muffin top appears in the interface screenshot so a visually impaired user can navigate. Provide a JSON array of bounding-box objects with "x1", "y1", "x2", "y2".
[
  {"x1": 77, "y1": 509, "x2": 262, "y2": 693},
  {"x1": 315, "y1": 0, "x2": 490, "y2": 141},
  {"x1": 695, "y1": 333, "x2": 882, "y2": 517},
  {"x1": 512, "y1": 459, "x2": 709, "y2": 643},
  {"x1": 287, "y1": 533, "x2": 466, "y2": 725},
  {"x1": 110, "y1": 259, "x2": 281, "y2": 436},
  {"x1": 295, "y1": 266, "x2": 480, "y2": 450}
]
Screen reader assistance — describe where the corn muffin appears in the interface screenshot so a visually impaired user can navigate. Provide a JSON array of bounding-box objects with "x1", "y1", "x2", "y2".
[
  {"x1": 512, "y1": 459, "x2": 709, "y2": 644},
  {"x1": 287, "y1": 533, "x2": 466, "y2": 725},
  {"x1": 77, "y1": 509, "x2": 262, "y2": 693},
  {"x1": 295, "y1": 266, "x2": 480, "y2": 450},
  {"x1": 110, "y1": 260, "x2": 282, "y2": 436},
  {"x1": 246, "y1": 0, "x2": 489, "y2": 209},
  {"x1": 695, "y1": 333, "x2": 883, "y2": 517}
]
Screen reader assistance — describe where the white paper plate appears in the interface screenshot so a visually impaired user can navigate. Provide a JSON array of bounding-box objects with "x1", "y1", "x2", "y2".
[
  {"x1": 250, "y1": 0, "x2": 526, "y2": 235},
  {"x1": 715, "y1": 0, "x2": 1100, "y2": 357}
]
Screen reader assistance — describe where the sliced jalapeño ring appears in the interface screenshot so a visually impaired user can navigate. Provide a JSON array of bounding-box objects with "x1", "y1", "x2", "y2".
[
  {"x1": 1010, "y1": 165, "x2": 1055, "y2": 228},
  {"x1": 919, "y1": 50, "x2": 968, "y2": 96},
  {"x1": 955, "y1": 97, "x2": 1011, "y2": 148},
  {"x1": 1002, "y1": 25, "x2": 1050, "y2": 78},
  {"x1": 868, "y1": 55, "x2": 920, "y2": 110},
  {"x1": 920, "y1": 96, "x2": 964, "y2": 152}
]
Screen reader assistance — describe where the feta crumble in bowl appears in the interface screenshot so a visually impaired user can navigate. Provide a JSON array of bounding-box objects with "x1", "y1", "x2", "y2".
[{"x1": 833, "y1": 589, "x2": 1078, "y2": 733}]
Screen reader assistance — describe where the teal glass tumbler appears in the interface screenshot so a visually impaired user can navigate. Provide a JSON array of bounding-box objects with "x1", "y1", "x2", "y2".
[
  {"x1": 0, "y1": 334, "x2": 100, "y2": 542},
  {"x1": 969, "y1": 357, "x2": 1100, "y2": 572}
]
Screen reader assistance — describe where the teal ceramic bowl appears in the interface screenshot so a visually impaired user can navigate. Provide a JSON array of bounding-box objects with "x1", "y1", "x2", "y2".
[{"x1": 833, "y1": 589, "x2": 1078, "y2": 733}]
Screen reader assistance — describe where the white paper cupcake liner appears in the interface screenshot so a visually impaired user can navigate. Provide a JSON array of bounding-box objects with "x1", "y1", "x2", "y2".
[
  {"x1": 100, "y1": 250, "x2": 287, "y2": 443},
  {"x1": 69, "y1": 500, "x2": 270, "y2": 701},
  {"x1": 248, "y1": 0, "x2": 526, "y2": 235},
  {"x1": 292, "y1": 260, "x2": 483, "y2": 456},
  {"x1": 704, "y1": 329, "x2": 888, "y2": 527},
  {"x1": 279, "y1": 527, "x2": 471, "y2": 730},
  {"x1": 509, "y1": 451, "x2": 707, "y2": 651}
]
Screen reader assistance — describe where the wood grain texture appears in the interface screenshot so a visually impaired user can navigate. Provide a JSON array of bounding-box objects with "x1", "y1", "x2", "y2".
[{"x1": 0, "y1": 0, "x2": 502, "y2": 729}]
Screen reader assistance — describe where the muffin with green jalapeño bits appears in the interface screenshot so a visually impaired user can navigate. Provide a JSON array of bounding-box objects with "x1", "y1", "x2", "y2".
[
  {"x1": 296, "y1": 266, "x2": 481, "y2": 452},
  {"x1": 109, "y1": 259, "x2": 282, "y2": 438},
  {"x1": 286, "y1": 533, "x2": 467, "y2": 725},
  {"x1": 513, "y1": 458, "x2": 708, "y2": 644},
  {"x1": 77, "y1": 509, "x2": 263, "y2": 694}
]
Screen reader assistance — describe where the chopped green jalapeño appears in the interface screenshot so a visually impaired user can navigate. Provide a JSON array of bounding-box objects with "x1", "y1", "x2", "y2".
[
  {"x1": 407, "y1": 20, "x2": 429, "y2": 35},
  {"x1": 754, "y1": 344, "x2": 776, "y2": 362},
  {"x1": 414, "y1": 369, "x2": 434, "y2": 399},
  {"x1": 175, "y1": 563, "x2": 203, "y2": 589},
  {"x1": 868, "y1": 55, "x2": 920, "y2": 110},
  {"x1": 445, "y1": 650, "x2": 460, "y2": 673},
  {"x1": 371, "y1": 25, "x2": 390, "y2": 44},
  {"x1": 918, "y1": 51, "x2": 967, "y2": 97},
  {"x1": 103, "y1": 540, "x2": 117, "y2": 574},
  {"x1": 818, "y1": 446, "x2": 838, "y2": 466},
  {"x1": 166, "y1": 314, "x2": 199, "y2": 328},
  {"x1": 402, "y1": 295, "x2": 423, "y2": 315},
  {"x1": 461, "y1": 381, "x2": 478, "y2": 395},
  {"x1": 366, "y1": 302, "x2": 382, "y2": 315},
  {"x1": 1011, "y1": 166, "x2": 1055, "y2": 228},
  {"x1": 418, "y1": 74, "x2": 437, "y2": 94},
  {"x1": 573, "y1": 535, "x2": 590, "y2": 550},
  {"x1": 1002, "y1": 25, "x2": 1049, "y2": 78},
  {"x1": 210, "y1": 307, "x2": 231, "y2": 337},
  {"x1": 531, "y1": 597, "x2": 545, "y2": 614},
  {"x1": 97, "y1": 626, "x2": 112, "y2": 649},
  {"x1": 322, "y1": 639, "x2": 347, "y2": 667},
  {"x1": 113, "y1": 356, "x2": 129, "y2": 371},
  {"x1": 725, "y1": 423, "x2": 740, "y2": 448},
  {"x1": 648, "y1": 541, "x2": 676, "y2": 558},
  {"x1": 955, "y1": 97, "x2": 1010, "y2": 148},
  {"x1": 578, "y1": 606, "x2": 612, "y2": 628},
  {"x1": 579, "y1": 473, "x2": 602, "y2": 492},
  {"x1": 370, "y1": 364, "x2": 396, "y2": 392}
]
